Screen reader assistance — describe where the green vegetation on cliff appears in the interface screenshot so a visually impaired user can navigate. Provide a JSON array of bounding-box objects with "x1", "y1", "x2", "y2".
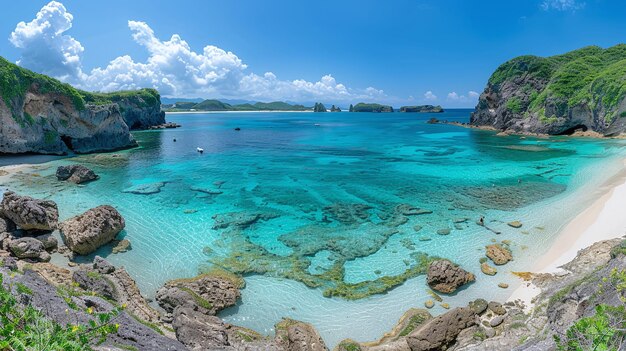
[
  {"x1": 0, "y1": 56, "x2": 161, "y2": 118},
  {"x1": 488, "y1": 44, "x2": 626, "y2": 123},
  {"x1": 352, "y1": 103, "x2": 394, "y2": 113}
]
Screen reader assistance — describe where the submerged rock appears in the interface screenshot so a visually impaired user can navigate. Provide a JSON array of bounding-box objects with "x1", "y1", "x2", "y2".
[
  {"x1": 437, "y1": 228, "x2": 451, "y2": 235},
  {"x1": 426, "y1": 259, "x2": 475, "y2": 294},
  {"x1": 0, "y1": 191, "x2": 58, "y2": 231},
  {"x1": 486, "y1": 244, "x2": 513, "y2": 265},
  {"x1": 122, "y1": 182, "x2": 166, "y2": 195},
  {"x1": 212, "y1": 211, "x2": 278, "y2": 230},
  {"x1": 508, "y1": 220, "x2": 523, "y2": 228},
  {"x1": 323, "y1": 203, "x2": 372, "y2": 224},
  {"x1": 112, "y1": 239, "x2": 131, "y2": 254},
  {"x1": 60, "y1": 205, "x2": 125, "y2": 255},
  {"x1": 480, "y1": 262, "x2": 497, "y2": 276},
  {"x1": 56, "y1": 165, "x2": 99, "y2": 184}
]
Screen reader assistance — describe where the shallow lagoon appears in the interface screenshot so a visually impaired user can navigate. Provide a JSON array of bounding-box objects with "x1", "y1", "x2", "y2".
[{"x1": 2, "y1": 110, "x2": 626, "y2": 346}]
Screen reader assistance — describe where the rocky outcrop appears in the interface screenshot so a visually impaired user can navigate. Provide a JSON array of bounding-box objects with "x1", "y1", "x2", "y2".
[
  {"x1": 56, "y1": 164, "x2": 99, "y2": 183},
  {"x1": 60, "y1": 205, "x2": 125, "y2": 255},
  {"x1": 0, "y1": 57, "x2": 165, "y2": 155},
  {"x1": 0, "y1": 191, "x2": 59, "y2": 231},
  {"x1": 0, "y1": 267, "x2": 187, "y2": 351},
  {"x1": 156, "y1": 270, "x2": 244, "y2": 316},
  {"x1": 9, "y1": 237, "x2": 50, "y2": 262},
  {"x1": 426, "y1": 260, "x2": 475, "y2": 294},
  {"x1": 172, "y1": 307, "x2": 229, "y2": 350},
  {"x1": 406, "y1": 307, "x2": 477, "y2": 351},
  {"x1": 111, "y1": 90, "x2": 165, "y2": 129},
  {"x1": 274, "y1": 318, "x2": 329, "y2": 351},
  {"x1": 470, "y1": 45, "x2": 626, "y2": 136}
]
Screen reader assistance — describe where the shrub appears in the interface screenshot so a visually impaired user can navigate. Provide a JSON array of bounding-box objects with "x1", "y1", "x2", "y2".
[{"x1": 0, "y1": 275, "x2": 123, "y2": 350}]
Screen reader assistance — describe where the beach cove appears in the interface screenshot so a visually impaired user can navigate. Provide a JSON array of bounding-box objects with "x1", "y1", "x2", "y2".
[{"x1": 2, "y1": 110, "x2": 626, "y2": 347}]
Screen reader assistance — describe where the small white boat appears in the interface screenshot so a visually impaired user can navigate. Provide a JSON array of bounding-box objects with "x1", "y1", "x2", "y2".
[
  {"x1": 197, "y1": 147, "x2": 204, "y2": 154},
  {"x1": 314, "y1": 123, "x2": 321, "y2": 126}
]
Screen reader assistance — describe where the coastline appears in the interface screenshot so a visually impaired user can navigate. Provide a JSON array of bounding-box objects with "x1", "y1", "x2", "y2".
[
  {"x1": 509, "y1": 158, "x2": 626, "y2": 306},
  {"x1": 165, "y1": 110, "x2": 314, "y2": 114}
]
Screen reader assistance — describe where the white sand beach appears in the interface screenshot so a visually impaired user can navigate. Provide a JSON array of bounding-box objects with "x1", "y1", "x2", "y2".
[{"x1": 509, "y1": 159, "x2": 626, "y2": 306}]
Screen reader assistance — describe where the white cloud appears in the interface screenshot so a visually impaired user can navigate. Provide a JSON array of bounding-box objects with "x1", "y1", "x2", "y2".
[
  {"x1": 424, "y1": 91, "x2": 437, "y2": 101},
  {"x1": 9, "y1": 1, "x2": 386, "y2": 103},
  {"x1": 9, "y1": 1, "x2": 84, "y2": 82},
  {"x1": 541, "y1": 0, "x2": 585, "y2": 11},
  {"x1": 446, "y1": 90, "x2": 480, "y2": 104},
  {"x1": 447, "y1": 92, "x2": 459, "y2": 100}
]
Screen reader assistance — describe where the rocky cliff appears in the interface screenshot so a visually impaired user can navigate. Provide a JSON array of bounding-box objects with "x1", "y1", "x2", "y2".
[
  {"x1": 0, "y1": 57, "x2": 164, "y2": 155},
  {"x1": 471, "y1": 44, "x2": 626, "y2": 136}
]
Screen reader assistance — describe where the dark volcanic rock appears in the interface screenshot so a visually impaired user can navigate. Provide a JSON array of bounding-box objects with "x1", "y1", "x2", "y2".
[
  {"x1": 426, "y1": 259, "x2": 475, "y2": 294},
  {"x1": 172, "y1": 306, "x2": 229, "y2": 350},
  {"x1": 72, "y1": 269, "x2": 116, "y2": 300},
  {"x1": 60, "y1": 205, "x2": 125, "y2": 255},
  {"x1": 94, "y1": 255, "x2": 115, "y2": 274},
  {"x1": 56, "y1": 165, "x2": 99, "y2": 184},
  {"x1": 0, "y1": 191, "x2": 59, "y2": 231},
  {"x1": 0, "y1": 268, "x2": 186, "y2": 351},
  {"x1": 9, "y1": 237, "x2": 50, "y2": 262}
]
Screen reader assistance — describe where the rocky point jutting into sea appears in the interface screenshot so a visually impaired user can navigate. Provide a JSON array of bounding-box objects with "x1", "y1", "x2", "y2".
[
  {"x1": 2, "y1": 43, "x2": 626, "y2": 351},
  {"x1": 0, "y1": 56, "x2": 166, "y2": 155}
]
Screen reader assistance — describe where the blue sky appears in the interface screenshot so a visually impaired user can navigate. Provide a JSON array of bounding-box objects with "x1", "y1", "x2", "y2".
[{"x1": 0, "y1": 0, "x2": 624, "y2": 107}]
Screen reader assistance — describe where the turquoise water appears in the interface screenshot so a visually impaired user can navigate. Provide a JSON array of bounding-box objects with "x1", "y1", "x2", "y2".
[{"x1": 2, "y1": 110, "x2": 626, "y2": 346}]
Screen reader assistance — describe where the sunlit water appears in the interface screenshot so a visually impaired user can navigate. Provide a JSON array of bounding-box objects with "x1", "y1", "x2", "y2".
[{"x1": 2, "y1": 110, "x2": 626, "y2": 347}]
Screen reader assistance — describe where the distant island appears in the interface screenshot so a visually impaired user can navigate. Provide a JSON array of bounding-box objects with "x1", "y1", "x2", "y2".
[
  {"x1": 164, "y1": 99, "x2": 309, "y2": 112},
  {"x1": 400, "y1": 105, "x2": 444, "y2": 113},
  {"x1": 350, "y1": 103, "x2": 394, "y2": 113}
]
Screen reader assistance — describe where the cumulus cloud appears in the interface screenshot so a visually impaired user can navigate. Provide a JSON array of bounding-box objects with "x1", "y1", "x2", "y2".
[
  {"x1": 541, "y1": 0, "x2": 585, "y2": 11},
  {"x1": 424, "y1": 91, "x2": 437, "y2": 101},
  {"x1": 446, "y1": 90, "x2": 480, "y2": 103},
  {"x1": 9, "y1": 1, "x2": 386, "y2": 103},
  {"x1": 9, "y1": 1, "x2": 84, "y2": 82}
]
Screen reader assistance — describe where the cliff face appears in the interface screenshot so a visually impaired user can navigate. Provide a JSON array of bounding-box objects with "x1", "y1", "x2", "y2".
[
  {"x1": 83, "y1": 89, "x2": 165, "y2": 129},
  {"x1": 0, "y1": 57, "x2": 164, "y2": 155},
  {"x1": 471, "y1": 45, "x2": 626, "y2": 136}
]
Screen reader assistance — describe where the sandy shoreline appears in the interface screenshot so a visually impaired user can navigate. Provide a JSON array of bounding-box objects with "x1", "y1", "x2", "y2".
[{"x1": 509, "y1": 158, "x2": 626, "y2": 306}]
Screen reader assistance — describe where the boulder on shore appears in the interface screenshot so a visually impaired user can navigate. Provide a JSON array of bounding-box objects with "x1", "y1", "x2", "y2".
[
  {"x1": 426, "y1": 259, "x2": 475, "y2": 294},
  {"x1": 406, "y1": 307, "x2": 477, "y2": 351},
  {"x1": 60, "y1": 205, "x2": 125, "y2": 255},
  {"x1": 56, "y1": 165, "x2": 99, "y2": 184},
  {"x1": 0, "y1": 191, "x2": 58, "y2": 231},
  {"x1": 274, "y1": 318, "x2": 329, "y2": 351},
  {"x1": 156, "y1": 270, "x2": 244, "y2": 316},
  {"x1": 9, "y1": 237, "x2": 51, "y2": 262}
]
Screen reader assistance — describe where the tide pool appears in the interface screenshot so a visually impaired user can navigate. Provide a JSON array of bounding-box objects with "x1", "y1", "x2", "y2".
[{"x1": 2, "y1": 110, "x2": 626, "y2": 347}]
